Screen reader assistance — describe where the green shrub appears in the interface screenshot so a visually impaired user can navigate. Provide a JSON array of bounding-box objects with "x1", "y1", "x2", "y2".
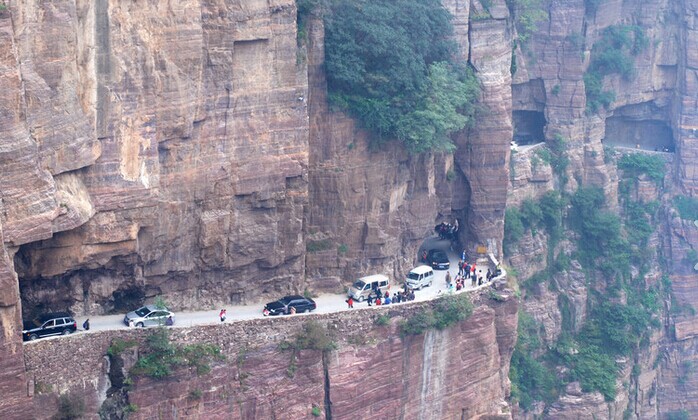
[
  {"x1": 293, "y1": 321, "x2": 337, "y2": 352},
  {"x1": 399, "y1": 310, "x2": 436, "y2": 337},
  {"x1": 107, "y1": 338, "x2": 138, "y2": 357},
  {"x1": 584, "y1": 73, "x2": 615, "y2": 113},
  {"x1": 374, "y1": 314, "x2": 391, "y2": 326},
  {"x1": 337, "y1": 243, "x2": 349, "y2": 255},
  {"x1": 124, "y1": 403, "x2": 138, "y2": 413},
  {"x1": 509, "y1": 313, "x2": 560, "y2": 409},
  {"x1": 551, "y1": 84, "x2": 561, "y2": 95},
  {"x1": 504, "y1": 207, "x2": 525, "y2": 252},
  {"x1": 570, "y1": 345, "x2": 618, "y2": 401},
  {"x1": 131, "y1": 329, "x2": 224, "y2": 379},
  {"x1": 539, "y1": 190, "x2": 565, "y2": 241},
  {"x1": 585, "y1": 25, "x2": 648, "y2": 113},
  {"x1": 311, "y1": 404, "x2": 322, "y2": 417},
  {"x1": 400, "y1": 294, "x2": 473, "y2": 336},
  {"x1": 153, "y1": 296, "x2": 169, "y2": 310},
  {"x1": 674, "y1": 195, "x2": 698, "y2": 220},
  {"x1": 521, "y1": 198, "x2": 543, "y2": 228},
  {"x1": 189, "y1": 389, "x2": 203, "y2": 400},
  {"x1": 667, "y1": 409, "x2": 691, "y2": 420},
  {"x1": 535, "y1": 148, "x2": 553, "y2": 169},
  {"x1": 56, "y1": 393, "x2": 85, "y2": 420},
  {"x1": 432, "y1": 294, "x2": 473, "y2": 329},
  {"x1": 296, "y1": 0, "x2": 319, "y2": 44},
  {"x1": 507, "y1": 0, "x2": 548, "y2": 44},
  {"x1": 324, "y1": 0, "x2": 480, "y2": 152},
  {"x1": 549, "y1": 134, "x2": 569, "y2": 172},
  {"x1": 617, "y1": 153, "x2": 665, "y2": 183},
  {"x1": 306, "y1": 239, "x2": 333, "y2": 253}
]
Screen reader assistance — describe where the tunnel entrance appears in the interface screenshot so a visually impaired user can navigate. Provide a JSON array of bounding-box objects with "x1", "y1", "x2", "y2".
[
  {"x1": 513, "y1": 111, "x2": 546, "y2": 145},
  {"x1": 603, "y1": 101, "x2": 675, "y2": 152}
]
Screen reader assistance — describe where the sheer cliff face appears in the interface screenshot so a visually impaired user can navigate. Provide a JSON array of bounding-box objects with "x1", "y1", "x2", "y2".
[
  {"x1": 4, "y1": 0, "x2": 309, "y2": 315},
  {"x1": 2, "y1": 1, "x2": 307, "y2": 414},
  {"x1": 1, "y1": 0, "x2": 516, "y2": 417},
  {"x1": 507, "y1": 0, "x2": 698, "y2": 418}
]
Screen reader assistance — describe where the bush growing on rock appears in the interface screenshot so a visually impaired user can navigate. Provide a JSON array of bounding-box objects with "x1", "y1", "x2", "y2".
[
  {"x1": 399, "y1": 294, "x2": 473, "y2": 337},
  {"x1": 324, "y1": 0, "x2": 479, "y2": 153},
  {"x1": 617, "y1": 153, "x2": 666, "y2": 184},
  {"x1": 585, "y1": 25, "x2": 648, "y2": 113},
  {"x1": 130, "y1": 328, "x2": 224, "y2": 379}
]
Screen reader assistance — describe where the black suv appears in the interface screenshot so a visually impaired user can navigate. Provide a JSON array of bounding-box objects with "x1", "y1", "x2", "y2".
[
  {"x1": 263, "y1": 295, "x2": 316, "y2": 316},
  {"x1": 22, "y1": 312, "x2": 77, "y2": 341},
  {"x1": 427, "y1": 249, "x2": 450, "y2": 270}
]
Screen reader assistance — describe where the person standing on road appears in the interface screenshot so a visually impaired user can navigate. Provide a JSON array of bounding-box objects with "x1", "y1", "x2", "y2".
[
  {"x1": 445, "y1": 271, "x2": 452, "y2": 287},
  {"x1": 166, "y1": 316, "x2": 174, "y2": 326},
  {"x1": 83, "y1": 319, "x2": 90, "y2": 331},
  {"x1": 346, "y1": 296, "x2": 354, "y2": 309},
  {"x1": 290, "y1": 306, "x2": 297, "y2": 315},
  {"x1": 219, "y1": 308, "x2": 227, "y2": 322}
]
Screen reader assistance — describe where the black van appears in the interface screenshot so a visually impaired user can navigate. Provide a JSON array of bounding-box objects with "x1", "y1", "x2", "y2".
[{"x1": 22, "y1": 312, "x2": 77, "y2": 341}]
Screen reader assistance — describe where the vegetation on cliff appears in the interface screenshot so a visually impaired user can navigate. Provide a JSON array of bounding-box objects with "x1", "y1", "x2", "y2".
[
  {"x1": 509, "y1": 313, "x2": 560, "y2": 409},
  {"x1": 131, "y1": 329, "x2": 224, "y2": 379},
  {"x1": 506, "y1": 0, "x2": 548, "y2": 45},
  {"x1": 507, "y1": 153, "x2": 665, "y2": 407},
  {"x1": 674, "y1": 195, "x2": 698, "y2": 220},
  {"x1": 398, "y1": 294, "x2": 473, "y2": 336},
  {"x1": 323, "y1": 0, "x2": 479, "y2": 153},
  {"x1": 617, "y1": 153, "x2": 666, "y2": 184},
  {"x1": 585, "y1": 25, "x2": 648, "y2": 113}
]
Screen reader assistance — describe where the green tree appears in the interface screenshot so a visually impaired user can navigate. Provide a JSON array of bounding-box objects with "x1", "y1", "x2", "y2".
[{"x1": 324, "y1": 0, "x2": 479, "y2": 152}]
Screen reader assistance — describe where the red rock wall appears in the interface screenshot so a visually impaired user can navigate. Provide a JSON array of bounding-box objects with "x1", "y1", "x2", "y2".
[
  {"x1": 506, "y1": 0, "x2": 698, "y2": 417},
  {"x1": 3, "y1": 0, "x2": 309, "y2": 315},
  {"x1": 304, "y1": 16, "x2": 462, "y2": 291},
  {"x1": 23, "y1": 291, "x2": 517, "y2": 419}
]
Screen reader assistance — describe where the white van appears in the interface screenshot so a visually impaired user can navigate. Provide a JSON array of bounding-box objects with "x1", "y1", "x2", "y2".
[
  {"x1": 405, "y1": 265, "x2": 434, "y2": 290},
  {"x1": 348, "y1": 274, "x2": 390, "y2": 302}
]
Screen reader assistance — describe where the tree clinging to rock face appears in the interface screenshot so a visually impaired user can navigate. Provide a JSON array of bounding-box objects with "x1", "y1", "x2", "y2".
[{"x1": 323, "y1": 0, "x2": 480, "y2": 153}]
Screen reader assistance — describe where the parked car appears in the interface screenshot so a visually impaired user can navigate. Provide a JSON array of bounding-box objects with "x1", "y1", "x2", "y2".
[
  {"x1": 405, "y1": 265, "x2": 435, "y2": 290},
  {"x1": 347, "y1": 274, "x2": 390, "y2": 302},
  {"x1": 427, "y1": 249, "x2": 450, "y2": 270},
  {"x1": 263, "y1": 295, "x2": 316, "y2": 316},
  {"x1": 124, "y1": 305, "x2": 175, "y2": 327},
  {"x1": 22, "y1": 312, "x2": 77, "y2": 341}
]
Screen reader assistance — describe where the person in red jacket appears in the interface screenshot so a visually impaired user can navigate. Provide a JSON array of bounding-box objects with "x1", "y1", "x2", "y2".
[{"x1": 346, "y1": 296, "x2": 354, "y2": 309}]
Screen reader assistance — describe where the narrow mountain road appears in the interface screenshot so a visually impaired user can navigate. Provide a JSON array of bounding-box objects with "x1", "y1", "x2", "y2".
[{"x1": 25, "y1": 237, "x2": 501, "y2": 342}]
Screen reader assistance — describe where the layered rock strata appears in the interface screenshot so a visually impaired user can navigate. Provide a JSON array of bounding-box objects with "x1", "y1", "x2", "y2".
[{"x1": 5, "y1": 0, "x2": 309, "y2": 317}]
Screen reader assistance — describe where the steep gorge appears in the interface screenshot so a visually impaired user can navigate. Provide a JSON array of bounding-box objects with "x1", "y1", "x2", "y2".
[{"x1": 1, "y1": 0, "x2": 698, "y2": 418}]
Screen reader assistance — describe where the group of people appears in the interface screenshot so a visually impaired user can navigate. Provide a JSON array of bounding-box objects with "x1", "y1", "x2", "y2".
[
  {"x1": 434, "y1": 219, "x2": 459, "y2": 241},
  {"x1": 442, "y1": 259, "x2": 500, "y2": 291},
  {"x1": 346, "y1": 289, "x2": 416, "y2": 309}
]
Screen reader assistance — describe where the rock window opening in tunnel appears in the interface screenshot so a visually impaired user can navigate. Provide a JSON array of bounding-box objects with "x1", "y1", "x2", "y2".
[
  {"x1": 604, "y1": 116, "x2": 675, "y2": 152},
  {"x1": 513, "y1": 111, "x2": 546, "y2": 146}
]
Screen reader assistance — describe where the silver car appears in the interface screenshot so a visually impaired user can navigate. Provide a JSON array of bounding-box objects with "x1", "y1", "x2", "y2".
[{"x1": 124, "y1": 305, "x2": 174, "y2": 327}]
